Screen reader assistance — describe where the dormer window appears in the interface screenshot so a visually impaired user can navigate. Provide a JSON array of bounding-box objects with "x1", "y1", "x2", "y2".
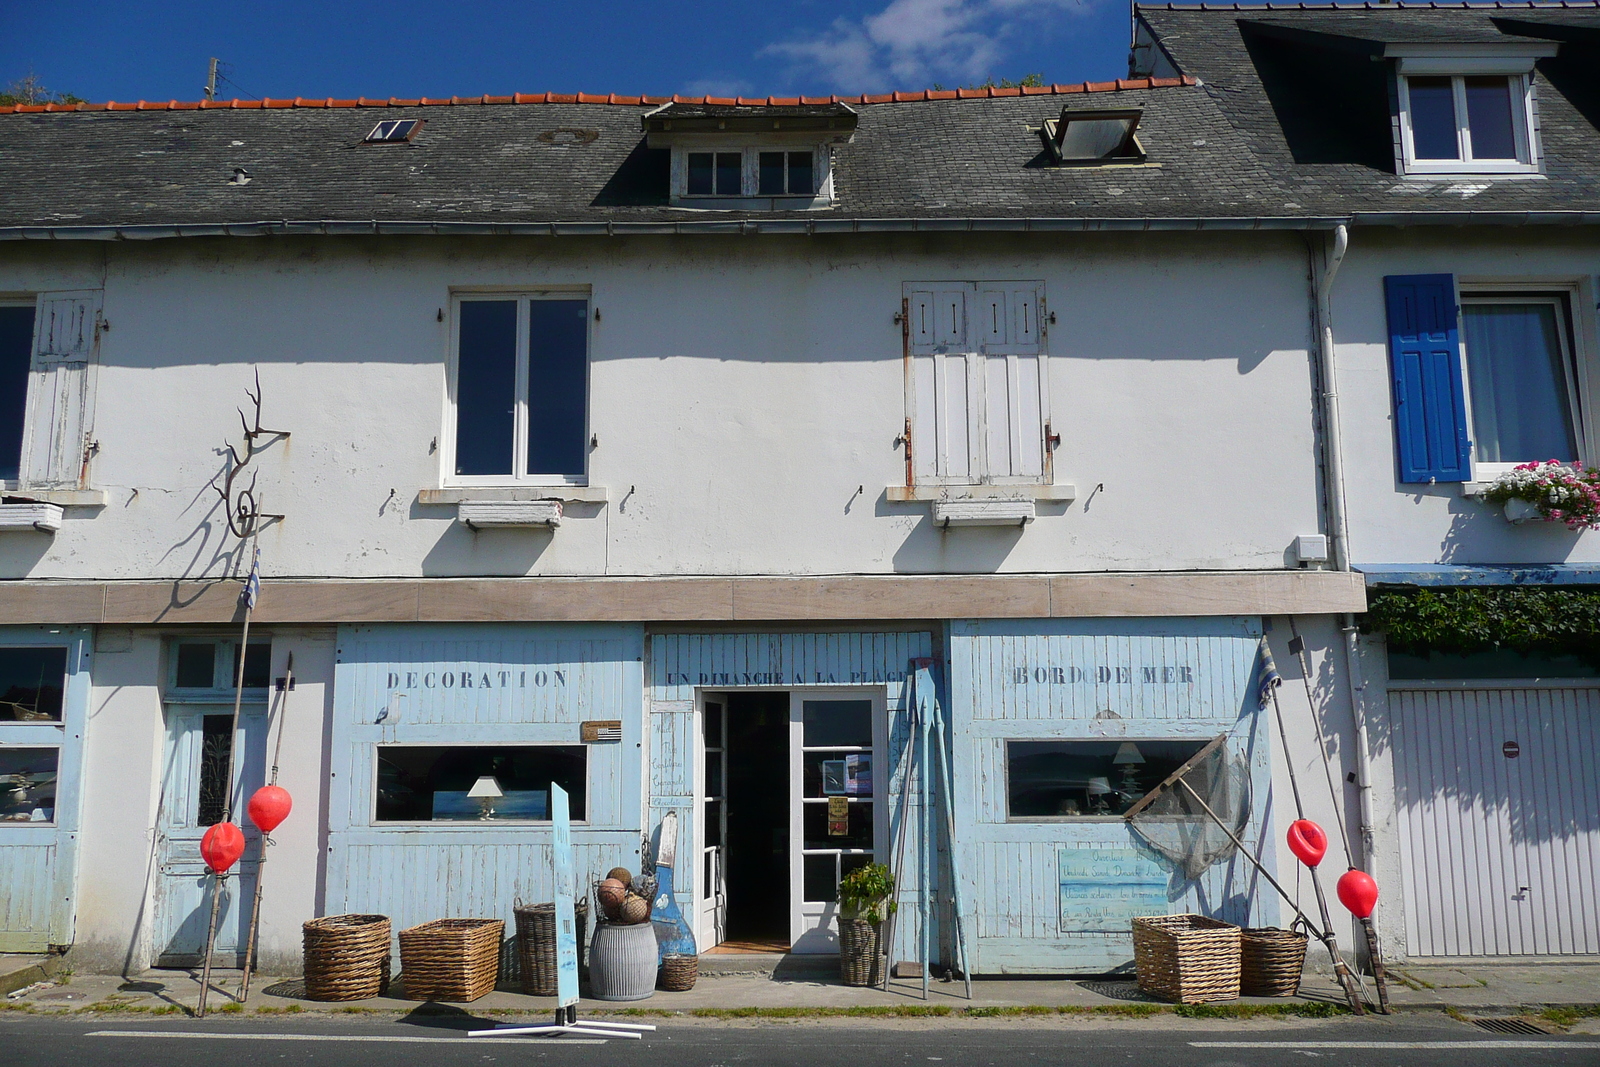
[
  {"x1": 644, "y1": 101, "x2": 856, "y2": 210},
  {"x1": 1398, "y1": 72, "x2": 1535, "y2": 174},
  {"x1": 1039, "y1": 108, "x2": 1146, "y2": 165}
]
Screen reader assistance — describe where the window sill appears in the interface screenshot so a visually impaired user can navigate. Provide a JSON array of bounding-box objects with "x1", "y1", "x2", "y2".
[
  {"x1": 1, "y1": 489, "x2": 108, "y2": 507},
  {"x1": 886, "y1": 483, "x2": 1076, "y2": 503},
  {"x1": 0, "y1": 503, "x2": 63, "y2": 533},
  {"x1": 668, "y1": 196, "x2": 834, "y2": 211},
  {"x1": 421, "y1": 486, "x2": 608, "y2": 504}
]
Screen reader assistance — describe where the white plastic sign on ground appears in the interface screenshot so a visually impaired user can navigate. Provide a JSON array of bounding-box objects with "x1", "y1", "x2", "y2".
[{"x1": 552, "y1": 783, "x2": 578, "y2": 1009}]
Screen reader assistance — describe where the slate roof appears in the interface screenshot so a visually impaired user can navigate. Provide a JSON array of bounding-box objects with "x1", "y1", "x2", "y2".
[
  {"x1": 1137, "y1": 4, "x2": 1600, "y2": 219},
  {"x1": 0, "y1": 76, "x2": 1333, "y2": 236}
]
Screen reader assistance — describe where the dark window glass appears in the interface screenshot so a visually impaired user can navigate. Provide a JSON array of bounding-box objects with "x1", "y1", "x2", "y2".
[
  {"x1": 687, "y1": 152, "x2": 714, "y2": 195},
  {"x1": 1465, "y1": 76, "x2": 1517, "y2": 160},
  {"x1": 803, "y1": 800, "x2": 873, "y2": 850},
  {"x1": 758, "y1": 152, "x2": 786, "y2": 195},
  {"x1": 0, "y1": 647, "x2": 66, "y2": 722},
  {"x1": 802, "y1": 751, "x2": 872, "y2": 798},
  {"x1": 703, "y1": 702, "x2": 723, "y2": 747},
  {"x1": 174, "y1": 643, "x2": 215, "y2": 688},
  {"x1": 802, "y1": 700, "x2": 871, "y2": 747},
  {"x1": 0, "y1": 306, "x2": 33, "y2": 482},
  {"x1": 715, "y1": 152, "x2": 741, "y2": 195},
  {"x1": 803, "y1": 853, "x2": 837, "y2": 902},
  {"x1": 198, "y1": 715, "x2": 233, "y2": 826},
  {"x1": 1006, "y1": 739, "x2": 1208, "y2": 818},
  {"x1": 375, "y1": 745, "x2": 587, "y2": 821},
  {"x1": 526, "y1": 299, "x2": 588, "y2": 477},
  {"x1": 1389, "y1": 647, "x2": 1598, "y2": 680},
  {"x1": 455, "y1": 300, "x2": 518, "y2": 476},
  {"x1": 787, "y1": 152, "x2": 814, "y2": 196},
  {"x1": 231, "y1": 642, "x2": 272, "y2": 689},
  {"x1": 705, "y1": 801, "x2": 722, "y2": 847},
  {"x1": 1409, "y1": 77, "x2": 1460, "y2": 160},
  {"x1": 0, "y1": 747, "x2": 58, "y2": 822},
  {"x1": 1462, "y1": 301, "x2": 1577, "y2": 462},
  {"x1": 707, "y1": 757, "x2": 723, "y2": 798}
]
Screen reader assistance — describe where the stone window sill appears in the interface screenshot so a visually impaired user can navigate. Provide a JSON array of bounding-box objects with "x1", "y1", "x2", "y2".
[{"x1": 420, "y1": 486, "x2": 608, "y2": 505}]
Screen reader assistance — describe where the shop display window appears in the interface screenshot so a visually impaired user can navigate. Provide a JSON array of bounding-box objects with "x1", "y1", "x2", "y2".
[
  {"x1": 0, "y1": 647, "x2": 67, "y2": 722},
  {"x1": 1006, "y1": 739, "x2": 1210, "y2": 819},
  {"x1": 1, "y1": 747, "x2": 58, "y2": 823},
  {"x1": 375, "y1": 745, "x2": 586, "y2": 822}
]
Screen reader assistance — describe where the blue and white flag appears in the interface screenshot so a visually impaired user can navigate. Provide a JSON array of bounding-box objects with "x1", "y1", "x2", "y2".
[
  {"x1": 1256, "y1": 636, "x2": 1282, "y2": 710},
  {"x1": 241, "y1": 546, "x2": 261, "y2": 610}
]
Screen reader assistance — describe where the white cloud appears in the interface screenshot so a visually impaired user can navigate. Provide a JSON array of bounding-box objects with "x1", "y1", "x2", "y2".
[{"x1": 762, "y1": 0, "x2": 1090, "y2": 94}]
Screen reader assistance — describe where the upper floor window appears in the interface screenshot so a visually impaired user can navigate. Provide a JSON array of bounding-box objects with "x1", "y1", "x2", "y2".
[
  {"x1": 447, "y1": 293, "x2": 590, "y2": 486},
  {"x1": 1398, "y1": 72, "x2": 1538, "y2": 175},
  {"x1": 170, "y1": 639, "x2": 271, "y2": 693},
  {"x1": 677, "y1": 146, "x2": 830, "y2": 204},
  {"x1": 904, "y1": 281, "x2": 1053, "y2": 486},
  {"x1": 0, "y1": 292, "x2": 101, "y2": 491},
  {"x1": 0, "y1": 303, "x2": 33, "y2": 485},
  {"x1": 1460, "y1": 293, "x2": 1581, "y2": 470}
]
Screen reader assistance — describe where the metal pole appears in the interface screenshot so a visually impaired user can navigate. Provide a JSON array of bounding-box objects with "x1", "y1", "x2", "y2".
[
  {"x1": 195, "y1": 873, "x2": 226, "y2": 1017},
  {"x1": 238, "y1": 651, "x2": 292, "y2": 1003},
  {"x1": 918, "y1": 682, "x2": 930, "y2": 1002},
  {"x1": 1360, "y1": 918, "x2": 1393, "y2": 1014}
]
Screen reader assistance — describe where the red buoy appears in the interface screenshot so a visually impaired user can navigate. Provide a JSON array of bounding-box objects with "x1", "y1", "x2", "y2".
[
  {"x1": 1287, "y1": 819, "x2": 1328, "y2": 868},
  {"x1": 247, "y1": 785, "x2": 293, "y2": 834},
  {"x1": 200, "y1": 822, "x2": 246, "y2": 873},
  {"x1": 1337, "y1": 869, "x2": 1380, "y2": 919}
]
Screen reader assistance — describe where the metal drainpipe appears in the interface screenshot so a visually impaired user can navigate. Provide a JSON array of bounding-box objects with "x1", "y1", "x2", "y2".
[{"x1": 1313, "y1": 223, "x2": 1377, "y2": 874}]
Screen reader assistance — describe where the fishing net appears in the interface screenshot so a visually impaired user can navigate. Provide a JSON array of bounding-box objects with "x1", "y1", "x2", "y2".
[{"x1": 1126, "y1": 737, "x2": 1252, "y2": 882}]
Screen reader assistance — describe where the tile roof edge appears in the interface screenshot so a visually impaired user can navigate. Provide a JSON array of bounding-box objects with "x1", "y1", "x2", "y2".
[{"x1": 0, "y1": 77, "x2": 1198, "y2": 116}]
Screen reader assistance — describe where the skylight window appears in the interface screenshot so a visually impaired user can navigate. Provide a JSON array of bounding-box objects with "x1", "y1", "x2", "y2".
[
  {"x1": 1040, "y1": 108, "x2": 1146, "y2": 165},
  {"x1": 1398, "y1": 73, "x2": 1536, "y2": 175},
  {"x1": 364, "y1": 118, "x2": 422, "y2": 144}
]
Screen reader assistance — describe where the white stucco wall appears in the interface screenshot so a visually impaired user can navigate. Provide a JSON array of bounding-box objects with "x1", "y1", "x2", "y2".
[
  {"x1": 0, "y1": 231, "x2": 1323, "y2": 581},
  {"x1": 1329, "y1": 228, "x2": 1600, "y2": 567}
]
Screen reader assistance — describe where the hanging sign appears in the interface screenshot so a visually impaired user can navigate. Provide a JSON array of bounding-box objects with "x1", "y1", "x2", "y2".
[
  {"x1": 551, "y1": 783, "x2": 579, "y2": 1009},
  {"x1": 828, "y1": 796, "x2": 849, "y2": 836}
]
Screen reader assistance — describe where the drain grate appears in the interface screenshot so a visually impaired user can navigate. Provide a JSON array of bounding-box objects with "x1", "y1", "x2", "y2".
[{"x1": 1469, "y1": 1016, "x2": 1559, "y2": 1035}]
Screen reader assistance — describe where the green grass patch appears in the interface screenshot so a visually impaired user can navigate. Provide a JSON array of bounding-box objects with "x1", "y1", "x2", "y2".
[
  {"x1": 1173, "y1": 1001, "x2": 1347, "y2": 1019},
  {"x1": 1540, "y1": 1005, "x2": 1600, "y2": 1028},
  {"x1": 217, "y1": 1002, "x2": 244, "y2": 1014},
  {"x1": 689, "y1": 1005, "x2": 955, "y2": 1019}
]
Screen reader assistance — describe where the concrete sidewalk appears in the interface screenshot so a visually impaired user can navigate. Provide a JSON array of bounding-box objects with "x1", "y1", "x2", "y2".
[{"x1": 4, "y1": 956, "x2": 1599, "y2": 1019}]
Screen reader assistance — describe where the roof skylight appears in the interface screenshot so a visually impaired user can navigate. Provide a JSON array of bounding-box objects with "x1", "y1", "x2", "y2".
[
  {"x1": 1040, "y1": 108, "x2": 1145, "y2": 165},
  {"x1": 364, "y1": 118, "x2": 422, "y2": 144}
]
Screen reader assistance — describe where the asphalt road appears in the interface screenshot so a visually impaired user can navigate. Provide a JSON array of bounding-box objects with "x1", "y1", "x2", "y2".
[{"x1": 4, "y1": 1013, "x2": 1599, "y2": 1066}]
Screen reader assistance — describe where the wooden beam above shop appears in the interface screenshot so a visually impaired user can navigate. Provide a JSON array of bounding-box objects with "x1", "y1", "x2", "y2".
[{"x1": 0, "y1": 570, "x2": 1366, "y2": 625}]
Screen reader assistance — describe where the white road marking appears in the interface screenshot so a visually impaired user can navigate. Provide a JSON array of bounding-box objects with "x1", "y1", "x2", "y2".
[
  {"x1": 1191, "y1": 1041, "x2": 1600, "y2": 1050},
  {"x1": 88, "y1": 1029, "x2": 606, "y2": 1045}
]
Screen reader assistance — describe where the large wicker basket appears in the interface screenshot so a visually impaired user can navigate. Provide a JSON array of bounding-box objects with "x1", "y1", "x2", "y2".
[
  {"x1": 398, "y1": 918, "x2": 504, "y2": 1002},
  {"x1": 514, "y1": 899, "x2": 590, "y2": 996},
  {"x1": 839, "y1": 918, "x2": 883, "y2": 987},
  {"x1": 1240, "y1": 927, "x2": 1308, "y2": 997},
  {"x1": 302, "y1": 914, "x2": 391, "y2": 1001},
  {"x1": 1131, "y1": 914, "x2": 1242, "y2": 1004},
  {"x1": 659, "y1": 953, "x2": 698, "y2": 992}
]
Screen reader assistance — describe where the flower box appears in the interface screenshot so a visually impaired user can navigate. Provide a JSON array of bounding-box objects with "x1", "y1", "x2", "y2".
[{"x1": 1483, "y1": 461, "x2": 1600, "y2": 531}]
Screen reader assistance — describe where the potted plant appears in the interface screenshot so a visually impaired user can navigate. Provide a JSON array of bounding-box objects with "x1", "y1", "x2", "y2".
[
  {"x1": 1482, "y1": 460, "x2": 1600, "y2": 530},
  {"x1": 838, "y1": 862, "x2": 896, "y2": 987}
]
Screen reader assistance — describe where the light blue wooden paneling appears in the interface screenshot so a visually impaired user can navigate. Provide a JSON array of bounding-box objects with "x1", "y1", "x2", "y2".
[
  {"x1": 949, "y1": 617, "x2": 1277, "y2": 974},
  {"x1": 327, "y1": 624, "x2": 645, "y2": 934},
  {"x1": 0, "y1": 626, "x2": 91, "y2": 951}
]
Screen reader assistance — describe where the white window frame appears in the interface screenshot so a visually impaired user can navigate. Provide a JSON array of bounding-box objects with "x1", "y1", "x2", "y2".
[
  {"x1": 442, "y1": 288, "x2": 592, "y2": 489},
  {"x1": 0, "y1": 297, "x2": 33, "y2": 492},
  {"x1": 1456, "y1": 278, "x2": 1596, "y2": 481},
  {"x1": 903, "y1": 280, "x2": 1053, "y2": 488},
  {"x1": 1397, "y1": 70, "x2": 1539, "y2": 176},
  {"x1": 671, "y1": 145, "x2": 834, "y2": 206}
]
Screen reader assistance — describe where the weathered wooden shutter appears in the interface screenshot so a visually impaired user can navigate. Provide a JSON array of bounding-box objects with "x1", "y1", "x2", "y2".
[
  {"x1": 908, "y1": 287, "x2": 975, "y2": 482},
  {"x1": 974, "y1": 284, "x2": 1046, "y2": 482},
  {"x1": 20, "y1": 291, "x2": 101, "y2": 489},
  {"x1": 1384, "y1": 274, "x2": 1470, "y2": 483}
]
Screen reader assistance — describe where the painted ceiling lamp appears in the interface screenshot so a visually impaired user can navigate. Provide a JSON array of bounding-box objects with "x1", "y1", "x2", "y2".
[{"x1": 1112, "y1": 741, "x2": 1145, "y2": 794}]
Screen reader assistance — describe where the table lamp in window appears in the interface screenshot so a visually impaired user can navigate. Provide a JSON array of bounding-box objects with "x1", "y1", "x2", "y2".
[
  {"x1": 467, "y1": 776, "x2": 504, "y2": 820},
  {"x1": 1113, "y1": 742, "x2": 1145, "y2": 795},
  {"x1": 1086, "y1": 776, "x2": 1114, "y2": 815}
]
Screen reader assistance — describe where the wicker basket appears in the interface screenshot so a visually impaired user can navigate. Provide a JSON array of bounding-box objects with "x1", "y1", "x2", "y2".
[
  {"x1": 514, "y1": 899, "x2": 590, "y2": 996},
  {"x1": 839, "y1": 918, "x2": 883, "y2": 987},
  {"x1": 1131, "y1": 914, "x2": 1242, "y2": 1004},
  {"x1": 302, "y1": 914, "x2": 391, "y2": 1001},
  {"x1": 397, "y1": 918, "x2": 504, "y2": 1002},
  {"x1": 1240, "y1": 927, "x2": 1308, "y2": 997},
  {"x1": 659, "y1": 953, "x2": 698, "y2": 992}
]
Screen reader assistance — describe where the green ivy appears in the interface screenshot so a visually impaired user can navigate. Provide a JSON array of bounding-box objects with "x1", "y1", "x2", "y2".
[{"x1": 1362, "y1": 587, "x2": 1600, "y2": 663}]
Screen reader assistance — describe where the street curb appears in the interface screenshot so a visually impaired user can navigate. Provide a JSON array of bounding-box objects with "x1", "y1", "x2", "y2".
[{"x1": 0, "y1": 956, "x2": 63, "y2": 998}]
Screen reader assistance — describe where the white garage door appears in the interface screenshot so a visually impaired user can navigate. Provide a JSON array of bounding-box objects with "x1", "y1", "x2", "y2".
[{"x1": 1391, "y1": 687, "x2": 1600, "y2": 956}]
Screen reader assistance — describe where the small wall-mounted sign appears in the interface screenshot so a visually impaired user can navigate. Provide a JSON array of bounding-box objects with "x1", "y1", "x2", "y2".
[
  {"x1": 1503, "y1": 741, "x2": 1521, "y2": 759},
  {"x1": 581, "y1": 720, "x2": 623, "y2": 743},
  {"x1": 828, "y1": 796, "x2": 849, "y2": 836}
]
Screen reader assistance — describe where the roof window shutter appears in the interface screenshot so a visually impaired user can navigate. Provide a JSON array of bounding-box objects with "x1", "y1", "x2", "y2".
[
  {"x1": 20, "y1": 291, "x2": 101, "y2": 489},
  {"x1": 1384, "y1": 274, "x2": 1470, "y2": 483}
]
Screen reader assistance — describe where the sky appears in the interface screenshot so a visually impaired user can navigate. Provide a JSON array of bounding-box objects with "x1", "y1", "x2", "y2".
[{"x1": 1, "y1": 0, "x2": 1134, "y2": 104}]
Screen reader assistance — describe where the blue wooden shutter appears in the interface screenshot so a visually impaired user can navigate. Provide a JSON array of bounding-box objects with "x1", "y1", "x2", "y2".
[{"x1": 1384, "y1": 274, "x2": 1471, "y2": 483}]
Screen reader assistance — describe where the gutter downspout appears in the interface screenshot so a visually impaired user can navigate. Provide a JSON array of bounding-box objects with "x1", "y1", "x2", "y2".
[{"x1": 1312, "y1": 224, "x2": 1377, "y2": 875}]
